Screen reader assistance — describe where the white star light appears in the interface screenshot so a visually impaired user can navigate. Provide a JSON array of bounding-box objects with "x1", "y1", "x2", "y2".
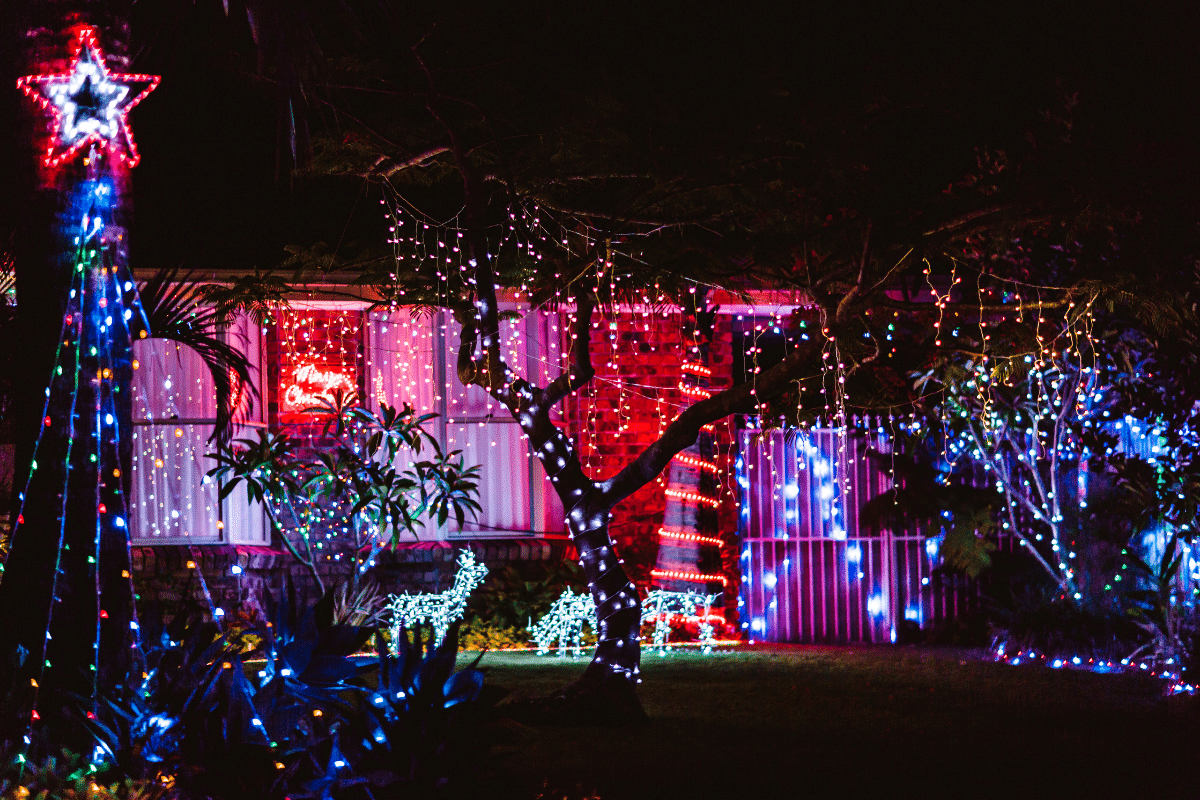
[
  {"x1": 54, "y1": 47, "x2": 128, "y2": 145},
  {"x1": 17, "y1": 25, "x2": 159, "y2": 168}
]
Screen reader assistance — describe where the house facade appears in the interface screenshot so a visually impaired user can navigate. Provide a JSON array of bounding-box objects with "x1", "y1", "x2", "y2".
[{"x1": 123, "y1": 288, "x2": 795, "y2": 623}]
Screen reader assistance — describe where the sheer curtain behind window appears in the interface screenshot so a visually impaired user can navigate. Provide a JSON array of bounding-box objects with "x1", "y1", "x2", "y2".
[
  {"x1": 130, "y1": 338, "x2": 221, "y2": 542},
  {"x1": 130, "y1": 314, "x2": 267, "y2": 545},
  {"x1": 368, "y1": 306, "x2": 565, "y2": 538}
]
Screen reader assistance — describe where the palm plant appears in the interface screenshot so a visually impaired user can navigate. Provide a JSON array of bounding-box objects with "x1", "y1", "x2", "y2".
[
  {"x1": 137, "y1": 267, "x2": 258, "y2": 446},
  {"x1": 208, "y1": 398, "x2": 481, "y2": 596},
  {"x1": 206, "y1": 429, "x2": 327, "y2": 590}
]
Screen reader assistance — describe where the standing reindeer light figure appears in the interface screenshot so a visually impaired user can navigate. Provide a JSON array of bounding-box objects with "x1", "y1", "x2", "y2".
[
  {"x1": 386, "y1": 550, "x2": 489, "y2": 648},
  {"x1": 642, "y1": 589, "x2": 721, "y2": 655},
  {"x1": 529, "y1": 589, "x2": 597, "y2": 657}
]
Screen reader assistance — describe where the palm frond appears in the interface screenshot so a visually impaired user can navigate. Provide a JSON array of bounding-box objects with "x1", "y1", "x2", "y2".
[
  {"x1": 139, "y1": 267, "x2": 258, "y2": 446},
  {"x1": 196, "y1": 269, "x2": 292, "y2": 325}
]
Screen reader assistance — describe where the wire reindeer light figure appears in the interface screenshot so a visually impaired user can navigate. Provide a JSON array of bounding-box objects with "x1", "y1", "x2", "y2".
[
  {"x1": 386, "y1": 550, "x2": 488, "y2": 647},
  {"x1": 529, "y1": 589, "x2": 597, "y2": 657}
]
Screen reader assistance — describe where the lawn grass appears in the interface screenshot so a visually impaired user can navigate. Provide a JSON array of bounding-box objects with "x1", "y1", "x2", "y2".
[{"x1": 463, "y1": 645, "x2": 1199, "y2": 800}]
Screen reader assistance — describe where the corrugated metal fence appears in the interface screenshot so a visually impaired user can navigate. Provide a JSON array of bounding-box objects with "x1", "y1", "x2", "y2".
[{"x1": 736, "y1": 423, "x2": 994, "y2": 643}]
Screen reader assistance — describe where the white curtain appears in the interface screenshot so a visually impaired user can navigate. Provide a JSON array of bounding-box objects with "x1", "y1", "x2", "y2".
[
  {"x1": 367, "y1": 310, "x2": 440, "y2": 413},
  {"x1": 368, "y1": 306, "x2": 565, "y2": 537},
  {"x1": 446, "y1": 421, "x2": 532, "y2": 534},
  {"x1": 129, "y1": 315, "x2": 267, "y2": 545},
  {"x1": 130, "y1": 338, "x2": 222, "y2": 542},
  {"x1": 224, "y1": 315, "x2": 269, "y2": 545}
]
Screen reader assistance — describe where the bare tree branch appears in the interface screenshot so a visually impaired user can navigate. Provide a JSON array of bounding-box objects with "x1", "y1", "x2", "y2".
[
  {"x1": 836, "y1": 220, "x2": 873, "y2": 322},
  {"x1": 922, "y1": 203, "x2": 1020, "y2": 236},
  {"x1": 365, "y1": 146, "x2": 451, "y2": 179}
]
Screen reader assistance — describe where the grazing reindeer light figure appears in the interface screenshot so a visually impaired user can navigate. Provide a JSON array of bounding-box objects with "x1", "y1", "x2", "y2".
[
  {"x1": 387, "y1": 551, "x2": 488, "y2": 647},
  {"x1": 529, "y1": 589, "x2": 598, "y2": 657},
  {"x1": 642, "y1": 590, "x2": 721, "y2": 655}
]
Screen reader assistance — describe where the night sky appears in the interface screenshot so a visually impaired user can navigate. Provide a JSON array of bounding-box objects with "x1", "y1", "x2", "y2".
[{"x1": 7, "y1": 3, "x2": 1200, "y2": 274}]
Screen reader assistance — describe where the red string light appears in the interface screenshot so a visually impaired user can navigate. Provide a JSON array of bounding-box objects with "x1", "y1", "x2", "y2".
[
  {"x1": 679, "y1": 384, "x2": 712, "y2": 400},
  {"x1": 672, "y1": 452, "x2": 718, "y2": 473},
  {"x1": 664, "y1": 488, "x2": 720, "y2": 508},
  {"x1": 651, "y1": 568, "x2": 728, "y2": 586},
  {"x1": 16, "y1": 25, "x2": 160, "y2": 168},
  {"x1": 657, "y1": 527, "x2": 724, "y2": 546}
]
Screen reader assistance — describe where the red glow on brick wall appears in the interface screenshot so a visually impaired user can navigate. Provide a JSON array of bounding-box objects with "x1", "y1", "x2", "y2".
[{"x1": 567, "y1": 310, "x2": 738, "y2": 593}]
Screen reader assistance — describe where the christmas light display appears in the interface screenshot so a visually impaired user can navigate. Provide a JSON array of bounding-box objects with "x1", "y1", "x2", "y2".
[
  {"x1": 16, "y1": 26, "x2": 159, "y2": 168},
  {"x1": 0, "y1": 21, "x2": 158, "y2": 759},
  {"x1": 386, "y1": 551, "x2": 488, "y2": 647},
  {"x1": 529, "y1": 589, "x2": 597, "y2": 657},
  {"x1": 640, "y1": 589, "x2": 721, "y2": 655}
]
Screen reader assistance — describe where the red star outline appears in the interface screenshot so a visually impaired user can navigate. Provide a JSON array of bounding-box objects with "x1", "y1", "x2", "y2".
[{"x1": 16, "y1": 25, "x2": 160, "y2": 168}]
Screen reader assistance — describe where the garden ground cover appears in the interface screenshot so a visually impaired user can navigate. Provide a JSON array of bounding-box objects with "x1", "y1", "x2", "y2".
[{"x1": 466, "y1": 645, "x2": 1199, "y2": 799}]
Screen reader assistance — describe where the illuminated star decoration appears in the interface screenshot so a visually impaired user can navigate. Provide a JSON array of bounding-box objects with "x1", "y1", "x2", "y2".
[{"x1": 16, "y1": 25, "x2": 159, "y2": 168}]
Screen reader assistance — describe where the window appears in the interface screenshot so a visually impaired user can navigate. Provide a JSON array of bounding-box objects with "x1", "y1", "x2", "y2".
[
  {"x1": 367, "y1": 306, "x2": 566, "y2": 538},
  {"x1": 130, "y1": 314, "x2": 268, "y2": 545}
]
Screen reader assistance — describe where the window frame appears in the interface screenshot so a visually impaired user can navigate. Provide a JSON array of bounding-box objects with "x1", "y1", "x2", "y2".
[{"x1": 129, "y1": 313, "x2": 268, "y2": 546}]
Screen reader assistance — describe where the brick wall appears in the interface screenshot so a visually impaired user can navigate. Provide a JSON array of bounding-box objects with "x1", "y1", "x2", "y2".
[
  {"x1": 567, "y1": 308, "x2": 739, "y2": 604},
  {"x1": 130, "y1": 538, "x2": 575, "y2": 624}
]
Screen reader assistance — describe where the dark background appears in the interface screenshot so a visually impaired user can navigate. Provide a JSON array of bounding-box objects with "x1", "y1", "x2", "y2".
[{"x1": 2, "y1": 2, "x2": 1198, "y2": 277}]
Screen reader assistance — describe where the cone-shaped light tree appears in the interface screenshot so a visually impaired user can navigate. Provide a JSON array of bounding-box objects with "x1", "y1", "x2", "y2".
[{"x1": 0, "y1": 9, "x2": 156, "y2": 726}]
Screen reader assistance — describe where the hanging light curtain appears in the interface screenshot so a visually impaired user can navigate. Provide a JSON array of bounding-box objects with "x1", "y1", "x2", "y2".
[{"x1": 368, "y1": 307, "x2": 565, "y2": 538}]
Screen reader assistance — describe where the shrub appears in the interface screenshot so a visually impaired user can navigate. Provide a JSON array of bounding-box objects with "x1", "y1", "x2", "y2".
[
  {"x1": 459, "y1": 620, "x2": 531, "y2": 652},
  {"x1": 1, "y1": 746, "x2": 167, "y2": 800},
  {"x1": 989, "y1": 587, "x2": 1144, "y2": 662},
  {"x1": 62, "y1": 585, "x2": 486, "y2": 799}
]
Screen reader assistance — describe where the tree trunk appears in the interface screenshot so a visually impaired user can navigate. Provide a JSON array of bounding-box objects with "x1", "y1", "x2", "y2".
[
  {"x1": 0, "y1": 5, "x2": 147, "y2": 727},
  {"x1": 513, "y1": 380, "x2": 644, "y2": 684}
]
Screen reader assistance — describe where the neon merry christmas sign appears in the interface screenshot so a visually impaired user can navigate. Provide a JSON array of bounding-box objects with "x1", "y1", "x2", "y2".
[
  {"x1": 17, "y1": 25, "x2": 160, "y2": 168},
  {"x1": 282, "y1": 363, "x2": 357, "y2": 412}
]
